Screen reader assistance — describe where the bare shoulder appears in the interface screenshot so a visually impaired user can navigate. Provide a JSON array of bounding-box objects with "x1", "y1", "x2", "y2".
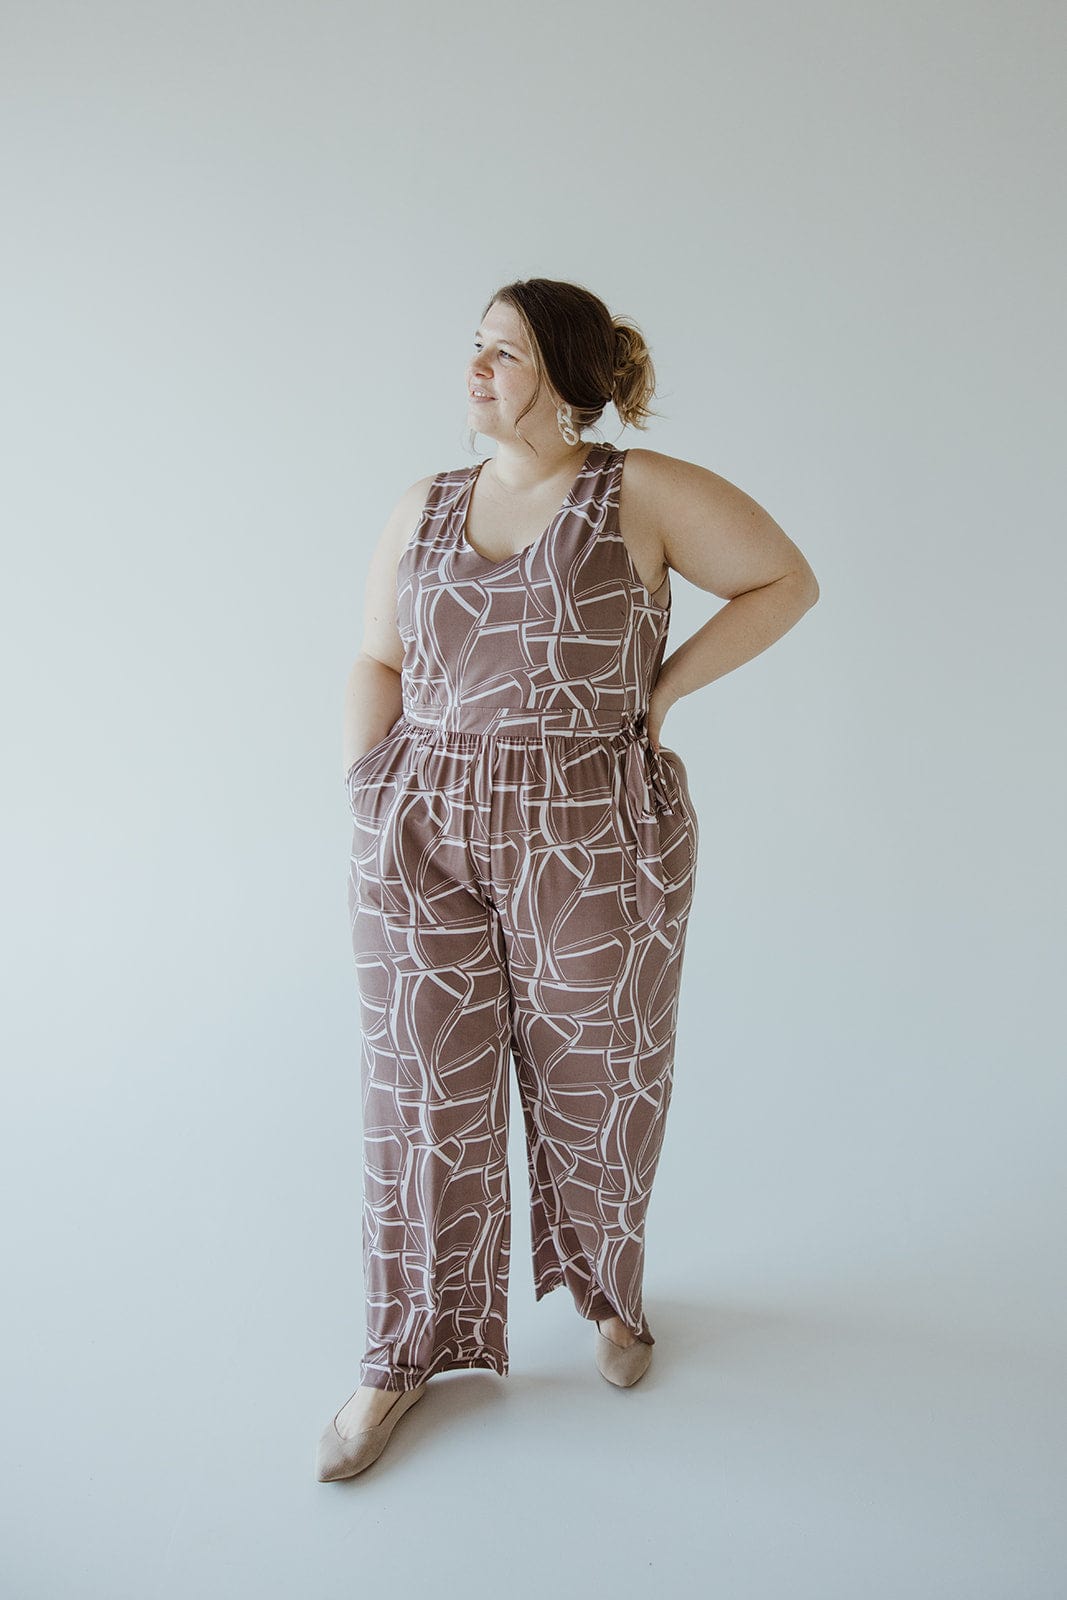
[
  {"x1": 618, "y1": 446, "x2": 741, "y2": 594},
  {"x1": 357, "y1": 471, "x2": 438, "y2": 671},
  {"x1": 382, "y1": 471, "x2": 439, "y2": 559},
  {"x1": 622, "y1": 446, "x2": 738, "y2": 510},
  {"x1": 618, "y1": 446, "x2": 731, "y2": 548},
  {"x1": 621, "y1": 447, "x2": 817, "y2": 601}
]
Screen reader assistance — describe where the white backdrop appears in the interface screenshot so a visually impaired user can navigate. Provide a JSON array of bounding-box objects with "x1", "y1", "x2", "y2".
[{"x1": 3, "y1": 2, "x2": 1064, "y2": 1596}]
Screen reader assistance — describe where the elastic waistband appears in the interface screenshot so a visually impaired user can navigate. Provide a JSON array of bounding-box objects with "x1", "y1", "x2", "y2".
[
  {"x1": 399, "y1": 706, "x2": 651, "y2": 740},
  {"x1": 395, "y1": 703, "x2": 679, "y2": 934}
]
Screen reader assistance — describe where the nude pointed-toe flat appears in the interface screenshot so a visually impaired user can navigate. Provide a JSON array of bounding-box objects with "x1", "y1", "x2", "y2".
[
  {"x1": 315, "y1": 1381, "x2": 428, "y2": 1482},
  {"x1": 594, "y1": 1321, "x2": 654, "y2": 1387}
]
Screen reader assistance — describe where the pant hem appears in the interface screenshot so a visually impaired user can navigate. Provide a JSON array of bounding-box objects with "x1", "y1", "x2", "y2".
[
  {"x1": 359, "y1": 1353, "x2": 509, "y2": 1391},
  {"x1": 533, "y1": 1274, "x2": 656, "y2": 1347}
]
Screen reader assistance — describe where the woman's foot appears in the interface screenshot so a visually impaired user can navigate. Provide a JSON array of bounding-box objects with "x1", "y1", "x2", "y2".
[
  {"x1": 596, "y1": 1314, "x2": 638, "y2": 1349},
  {"x1": 316, "y1": 1382, "x2": 428, "y2": 1481},
  {"x1": 335, "y1": 1382, "x2": 408, "y2": 1438}
]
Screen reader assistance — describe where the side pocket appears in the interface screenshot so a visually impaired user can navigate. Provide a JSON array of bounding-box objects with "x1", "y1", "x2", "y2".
[
  {"x1": 658, "y1": 747, "x2": 698, "y2": 872},
  {"x1": 659, "y1": 741, "x2": 690, "y2": 784},
  {"x1": 345, "y1": 719, "x2": 405, "y2": 807}
]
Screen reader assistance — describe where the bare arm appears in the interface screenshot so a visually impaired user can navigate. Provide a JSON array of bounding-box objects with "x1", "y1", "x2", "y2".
[
  {"x1": 341, "y1": 473, "x2": 435, "y2": 780},
  {"x1": 624, "y1": 450, "x2": 820, "y2": 740}
]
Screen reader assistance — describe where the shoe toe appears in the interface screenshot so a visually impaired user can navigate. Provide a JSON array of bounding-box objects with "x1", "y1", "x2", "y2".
[
  {"x1": 315, "y1": 1422, "x2": 384, "y2": 1481},
  {"x1": 594, "y1": 1326, "x2": 654, "y2": 1387}
]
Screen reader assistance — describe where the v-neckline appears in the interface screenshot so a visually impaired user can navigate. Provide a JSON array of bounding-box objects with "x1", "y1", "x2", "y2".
[{"x1": 456, "y1": 443, "x2": 608, "y2": 568}]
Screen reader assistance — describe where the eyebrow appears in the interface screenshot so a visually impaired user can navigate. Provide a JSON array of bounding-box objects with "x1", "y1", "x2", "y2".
[{"x1": 473, "y1": 330, "x2": 526, "y2": 351}]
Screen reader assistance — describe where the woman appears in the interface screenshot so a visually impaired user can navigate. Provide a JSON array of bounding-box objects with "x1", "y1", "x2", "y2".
[{"x1": 317, "y1": 278, "x2": 819, "y2": 1481}]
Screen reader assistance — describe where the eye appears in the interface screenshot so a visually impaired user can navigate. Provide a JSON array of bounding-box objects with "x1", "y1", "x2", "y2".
[{"x1": 473, "y1": 341, "x2": 514, "y2": 360}]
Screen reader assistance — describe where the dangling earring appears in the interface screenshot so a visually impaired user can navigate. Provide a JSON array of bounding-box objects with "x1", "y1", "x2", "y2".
[{"x1": 556, "y1": 404, "x2": 580, "y2": 446}]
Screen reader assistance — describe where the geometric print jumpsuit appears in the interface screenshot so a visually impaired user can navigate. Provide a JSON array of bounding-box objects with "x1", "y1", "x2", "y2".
[{"x1": 345, "y1": 441, "x2": 700, "y2": 1392}]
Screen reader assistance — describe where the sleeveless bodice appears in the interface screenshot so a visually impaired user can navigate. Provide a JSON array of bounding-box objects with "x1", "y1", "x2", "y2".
[{"x1": 395, "y1": 444, "x2": 671, "y2": 737}]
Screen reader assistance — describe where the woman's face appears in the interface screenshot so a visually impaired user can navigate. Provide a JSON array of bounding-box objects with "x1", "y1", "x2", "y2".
[{"x1": 466, "y1": 301, "x2": 559, "y2": 443}]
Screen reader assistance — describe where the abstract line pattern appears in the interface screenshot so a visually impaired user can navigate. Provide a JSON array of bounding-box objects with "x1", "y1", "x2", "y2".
[{"x1": 345, "y1": 444, "x2": 699, "y2": 1391}]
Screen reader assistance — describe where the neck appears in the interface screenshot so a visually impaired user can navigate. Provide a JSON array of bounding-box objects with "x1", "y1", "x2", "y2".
[{"x1": 486, "y1": 440, "x2": 594, "y2": 496}]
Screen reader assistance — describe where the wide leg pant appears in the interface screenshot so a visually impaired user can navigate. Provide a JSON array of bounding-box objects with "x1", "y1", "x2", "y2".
[{"x1": 345, "y1": 716, "x2": 699, "y2": 1392}]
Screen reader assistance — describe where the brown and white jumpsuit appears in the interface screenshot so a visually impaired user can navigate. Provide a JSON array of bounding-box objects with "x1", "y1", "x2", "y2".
[{"x1": 345, "y1": 443, "x2": 699, "y2": 1391}]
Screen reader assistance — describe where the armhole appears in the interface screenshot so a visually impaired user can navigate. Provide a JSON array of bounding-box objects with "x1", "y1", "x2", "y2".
[
  {"x1": 613, "y1": 450, "x2": 671, "y2": 613},
  {"x1": 398, "y1": 472, "x2": 445, "y2": 561}
]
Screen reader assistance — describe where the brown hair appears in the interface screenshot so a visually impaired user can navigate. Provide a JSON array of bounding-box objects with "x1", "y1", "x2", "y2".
[{"x1": 480, "y1": 278, "x2": 662, "y2": 451}]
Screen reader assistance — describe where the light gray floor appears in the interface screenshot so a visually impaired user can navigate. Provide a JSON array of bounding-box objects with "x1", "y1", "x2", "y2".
[{"x1": 8, "y1": 1117, "x2": 1065, "y2": 1600}]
